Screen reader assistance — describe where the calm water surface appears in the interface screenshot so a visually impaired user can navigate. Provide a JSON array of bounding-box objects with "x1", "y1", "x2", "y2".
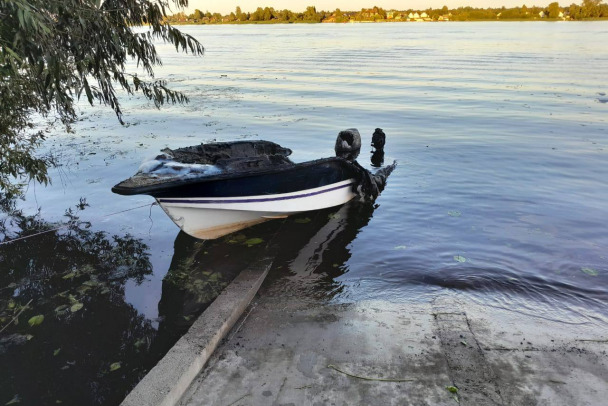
[{"x1": 1, "y1": 22, "x2": 607, "y2": 404}]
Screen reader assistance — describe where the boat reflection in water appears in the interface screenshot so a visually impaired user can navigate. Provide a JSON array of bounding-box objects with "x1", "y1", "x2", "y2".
[{"x1": 156, "y1": 198, "x2": 378, "y2": 330}]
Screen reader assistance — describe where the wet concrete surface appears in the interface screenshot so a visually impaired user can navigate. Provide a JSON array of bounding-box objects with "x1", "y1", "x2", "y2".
[{"x1": 180, "y1": 289, "x2": 608, "y2": 406}]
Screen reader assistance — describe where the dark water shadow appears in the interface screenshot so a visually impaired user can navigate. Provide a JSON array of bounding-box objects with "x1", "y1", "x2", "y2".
[{"x1": 0, "y1": 198, "x2": 155, "y2": 406}]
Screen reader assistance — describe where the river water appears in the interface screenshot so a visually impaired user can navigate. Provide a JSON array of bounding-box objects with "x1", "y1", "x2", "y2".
[{"x1": 1, "y1": 22, "x2": 607, "y2": 405}]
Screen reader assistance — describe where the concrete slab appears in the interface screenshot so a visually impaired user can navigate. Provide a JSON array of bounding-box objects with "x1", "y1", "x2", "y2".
[
  {"x1": 121, "y1": 256, "x2": 273, "y2": 406},
  {"x1": 180, "y1": 294, "x2": 608, "y2": 406},
  {"x1": 181, "y1": 300, "x2": 453, "y2": 406}
]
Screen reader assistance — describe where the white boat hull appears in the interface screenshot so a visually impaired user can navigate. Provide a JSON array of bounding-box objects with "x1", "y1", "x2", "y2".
[{"x1": 156, "y1": 179, "x2": 356, "y2": 239}]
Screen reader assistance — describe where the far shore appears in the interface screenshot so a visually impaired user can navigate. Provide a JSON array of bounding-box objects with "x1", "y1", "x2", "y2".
[
  {"x1": 167, "y1": 19, "x2": 608, "y2": 26},
  {"x1": 167, "y1": 3, "x2": 608, "y2": 25}
]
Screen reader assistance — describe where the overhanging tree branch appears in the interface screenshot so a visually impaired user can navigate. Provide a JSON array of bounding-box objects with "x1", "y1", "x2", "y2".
[{"x1": 0, "y1": 0, "x2": 204, "y2": 195}]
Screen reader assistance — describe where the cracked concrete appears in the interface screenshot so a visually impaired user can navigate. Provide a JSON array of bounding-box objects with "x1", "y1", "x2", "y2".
[{"x1": 178, "y1": 290, "x2": 608, "y2": 406}]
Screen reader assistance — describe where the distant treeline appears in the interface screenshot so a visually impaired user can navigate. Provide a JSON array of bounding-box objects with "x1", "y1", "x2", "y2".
[{"x1": 167, "y1": 1, "x2": 608, "y2": 24}]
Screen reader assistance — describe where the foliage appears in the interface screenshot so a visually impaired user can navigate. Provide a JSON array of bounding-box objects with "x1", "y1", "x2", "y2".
[
  {"x1": 303, "y1": 6, "x2": 322, "y2": 22},
  {"x1": 170, "y1": 1, "x2": 608, "y2": 24},
  {"x1": 548, "y1": 2, "x2": 562, "y2": 17},
  {"x1": 0, "y1": 0, "x2": 204, "y2": 195},
  {"x1": 569, "y1": 0, "x2": 608, "y2": 18}
]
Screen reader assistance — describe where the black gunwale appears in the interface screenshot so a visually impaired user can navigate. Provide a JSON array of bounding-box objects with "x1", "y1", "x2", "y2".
[{"x1": 112, "y1": 157, "x2": 357, "y2": 197}]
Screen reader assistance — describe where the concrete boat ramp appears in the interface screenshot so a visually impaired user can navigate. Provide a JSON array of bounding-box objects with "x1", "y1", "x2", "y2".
[{"x1": 123, "y1": 260, "x2": 608, "y2": 406}]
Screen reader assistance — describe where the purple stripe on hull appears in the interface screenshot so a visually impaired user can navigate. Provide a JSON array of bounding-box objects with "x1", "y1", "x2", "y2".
[{"x1": 158, "y1": 181, "x2": 354, "y2": 205}]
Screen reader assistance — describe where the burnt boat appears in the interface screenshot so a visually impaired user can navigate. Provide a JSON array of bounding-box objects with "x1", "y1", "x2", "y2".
[{"x1": 112, "y1": 141, "x2": 362, "y2": 239}]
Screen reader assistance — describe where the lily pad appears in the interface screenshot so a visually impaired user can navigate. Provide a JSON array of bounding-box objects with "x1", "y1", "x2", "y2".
[
  {"x1": 109, "y1": 362, "x2": 121, "y2": 372},
  {"x1": 70, "y1": 303, "x2": 84, "y2": 312},
  {"x1": 28, "y1": 315, "x2": 44, "y2": 327},
  {"x1": 244, "y1": 238, "x2": 264, "y2": 247},
  {"x1": 77, "y1": 285, "x2": 91, "y2": 294},
  {"x1": 54, "y1": 305, "x2": 69, "y2": 314},
  {"x1": 448, "y1": 211, "x2": 461, "y2": 217},
  {"x1": 227, "y1": 234, "x2": 246, "y2": 244},
  {"x1": 454, "y1": 255, "x2": 467, "y2": 263},
  {"x1": 82, "y1": 280, "x2": 99, "y2": 288},
  {"x1": 446, "y1": 385, "x2": 459, "y2": 394},
  {"x1": 581, "y1": 267, "x2": 598, "y2": 276},
  {"x1": 294, "y1": 217, "x2": 311, "y2": 224}
]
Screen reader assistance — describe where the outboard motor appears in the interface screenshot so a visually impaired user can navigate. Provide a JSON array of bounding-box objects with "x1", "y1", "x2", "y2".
[
  {"x1": 334, "y1": 127, "x2": 396, "y2": 201},
  {"x1": 371, "y1": 128, "x2": 386, "y2": 151},
  {"x1": 335, "y1": 128, "x2": 361, "y2": 161}
]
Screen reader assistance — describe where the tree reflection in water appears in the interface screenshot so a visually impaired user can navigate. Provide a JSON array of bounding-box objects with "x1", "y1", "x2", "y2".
[{"x1": 0, "y1": 196, "x2": 154, "y2": 406}]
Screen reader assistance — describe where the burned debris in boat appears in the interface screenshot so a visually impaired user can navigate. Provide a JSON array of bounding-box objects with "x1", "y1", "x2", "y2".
[
  {"x1": 350, "y1": 160, "x2": 395, "y2": 200},
  {"x1": 161, "y1": 140, "x2": 293, "y2": 170},
  {"x1": 112, "y1": 130, "x2": 396, "y2": 239},
  {"x1": 114, "y1": 141, "x2": 295, "y2": 192},
  {"x1": 335, "y1": 127, "x2": 394, "y2": 199}
]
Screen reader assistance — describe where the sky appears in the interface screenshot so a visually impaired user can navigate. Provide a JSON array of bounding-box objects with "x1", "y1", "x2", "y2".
[{"x1": 183, "y1": 1, "x2": 555, "y2": 14}]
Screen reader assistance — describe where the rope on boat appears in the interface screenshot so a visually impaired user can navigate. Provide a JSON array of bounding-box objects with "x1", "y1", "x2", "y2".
[{"x1": 0, "y1": 202, "x2": 158, "y2": 247}]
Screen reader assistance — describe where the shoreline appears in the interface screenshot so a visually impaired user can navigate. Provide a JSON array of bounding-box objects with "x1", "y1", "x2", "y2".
[{"x1": 166, "y1": 18, "x2": 608, "y2": 26}]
